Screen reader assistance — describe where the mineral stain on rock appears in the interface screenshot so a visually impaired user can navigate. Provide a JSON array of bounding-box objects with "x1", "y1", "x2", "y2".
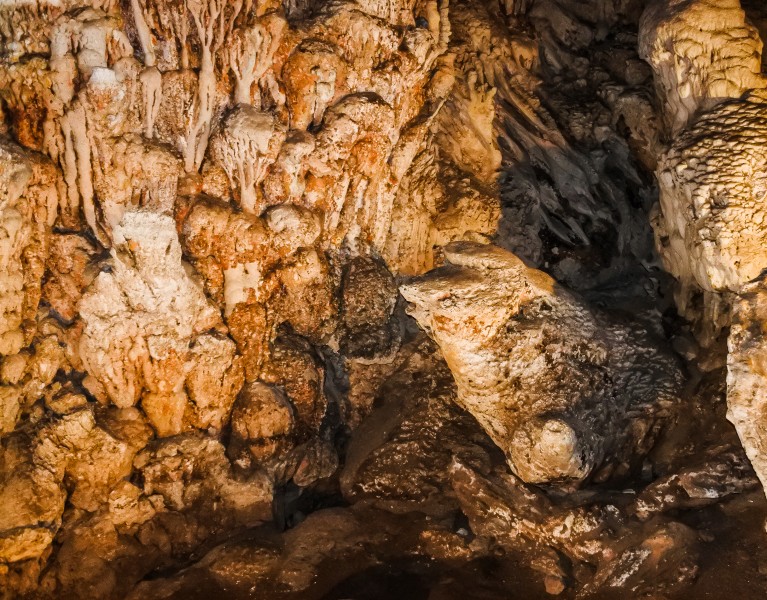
[{"x1": 1, "y1": 0, "x2": 767, "y2": 598}]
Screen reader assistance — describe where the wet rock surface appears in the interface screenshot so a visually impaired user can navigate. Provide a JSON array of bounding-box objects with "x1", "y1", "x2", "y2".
[{"x1": 1, "y1": 0, "x2": 767, "y2": 598}]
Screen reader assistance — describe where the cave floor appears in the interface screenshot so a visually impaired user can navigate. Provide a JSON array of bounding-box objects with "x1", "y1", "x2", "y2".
[{"x1": 126, "y1": 487, "x2": 767, "y2": 600}]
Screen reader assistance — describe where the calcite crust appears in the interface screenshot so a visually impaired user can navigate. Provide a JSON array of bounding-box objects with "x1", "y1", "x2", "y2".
[{"x1": 401, "y1": 242, "x2": 683, "y2": 485}]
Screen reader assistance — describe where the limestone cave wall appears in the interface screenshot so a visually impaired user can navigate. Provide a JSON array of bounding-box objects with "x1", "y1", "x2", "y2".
[{"x1": 1, "y1": 0, "x2": 767, "y2": 597}]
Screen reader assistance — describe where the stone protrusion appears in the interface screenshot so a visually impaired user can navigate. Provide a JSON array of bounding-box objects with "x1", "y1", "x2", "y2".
[{"x1": 401, "y1": 242, "x2": 683, "y2": 486}]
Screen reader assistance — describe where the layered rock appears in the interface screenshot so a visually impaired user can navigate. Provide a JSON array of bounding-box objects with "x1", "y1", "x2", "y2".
[{"x1": 401, "y1": 242, "x2": 683, "y2": 485}]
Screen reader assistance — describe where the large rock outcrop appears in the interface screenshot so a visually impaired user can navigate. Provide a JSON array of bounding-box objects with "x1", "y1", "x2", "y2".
[{"x1": 401, "y1": 242, "x2": 683, "y2": 486}]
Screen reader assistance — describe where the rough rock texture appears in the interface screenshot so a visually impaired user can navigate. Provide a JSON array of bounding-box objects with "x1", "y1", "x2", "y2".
[
  {"x1": 78, "y1": 210, "x2": 243, "y2": 437},
  {"x1": 0, "y1": 406, "x2": 148, "y2": 566},
  {"x1": 402, "y1": 242, "x2": 683, "y2": 485},
  {"x1": 340, "y1": 337, "x2": 500, "y2": 516},
  {"x1": 451, "y1": 458, "x2": 700, "y2": 597},
  {"x1": 0, "y1": 0, "x2": 766, "y2": 597},
  {"x1": 639, "y1": 0, "x2": 765, "y2": 135},
  {"x1": 0, "y1": 140, "x2": 57, "y2": 358},
  {"x1": 178, "y1": 197, "x2": 334, "y2": 380},
  {"x1": 640, "y1": 0, "x2": 767, "y2": 506},
  {"x1": 653, "y1": 94, "x2": 767, "y2": 298},
  {"x1": 727, "y1": 277, "x2": 767, "y2": 495}
]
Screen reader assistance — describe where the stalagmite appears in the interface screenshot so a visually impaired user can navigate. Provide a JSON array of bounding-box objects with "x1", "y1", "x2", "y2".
[
  {"x1": 641, "y1": 0, "x2": 767, "y2": 504},
  {"x1": 639, "y1": 0, "x2": 765, "y2": 135},
  {"x1": 727, "y1": 278, "x2": 767, "y2": 494}
]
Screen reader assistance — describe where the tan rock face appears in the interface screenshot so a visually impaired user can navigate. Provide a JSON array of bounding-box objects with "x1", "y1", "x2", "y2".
[
  {"x1": 0, "y1": 406, "x2": 149, "y2": 564},
  {"x1": 179, "y1": 197, "x2": 333, "y2": 380},
  {"x1": 0, "y1": 333, "x2": 68, "y2": 435},
  {"x1": 654, "y1": 94, "x2": 767, "y2": 298},
  {"x1": 727, "y1": 277, "x2": 767, "y2": 494},
  {"x1": 229, "y1": 382, "x2": 295, "y2": 465},
  {"x1": 0, "y1": 4, "x2": 500, "y2": 525},
  {"x1": 135, "y1": 432, "x2": 271, "y2": 521},
  {"x1": 639, "y1": 0, "x2": 765, "y2": 135},
  {"x1": 78, "y1": 210, "x2": 242, "y2": 436},
  {"x1": 0, "y1": 0, "x2": 489, "y2": 274},
  {"x1": 42, "y1": 233, "x2": 98, "y2": 322},
  {"x1": 208, "y1": 105, "x2": 287, "y2": 215},
  {"x1": 401, "y1": 242, "x2": 683, "y2": 485},
  {"x1": 1, "y1": 0, "x2": 766, "y2": 596},
  {"x1": 641, "y1": 0, "x2": 767, "y2": 505},
  {"x1": 648, "y1": 91, "x2": 767, "y2": 355},
  {"x1": 0, "y1": 140, "x2": 57, "y2": 357}
]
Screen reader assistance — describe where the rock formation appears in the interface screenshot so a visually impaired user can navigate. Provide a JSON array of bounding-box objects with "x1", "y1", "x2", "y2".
[
  {"x1": 0, "y1": 140, "x2": 57, "y2": 359},
  {"x1": 0, "y1": 0, "x2": 766, "y2": 597},
  {"x1": 77, "y1": 210, "x2": 241, "y2": 437},
  {"x1": 640, "y1": 0, "x2": 767, "y2": 505},
  {"x1": 727, "y1": 278, "x2": 767, "y2": 495},
  {"x1": 640, "y1": 0, "x2": 765, "y2": 135},
  {"x1": 401, "y1": 241, "x2": 683, "y2": 485}
]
